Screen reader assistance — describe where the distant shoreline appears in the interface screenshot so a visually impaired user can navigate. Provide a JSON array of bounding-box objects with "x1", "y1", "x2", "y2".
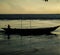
[{"x1": 0, "y1": 14, "x2": 60, "y2": 20}]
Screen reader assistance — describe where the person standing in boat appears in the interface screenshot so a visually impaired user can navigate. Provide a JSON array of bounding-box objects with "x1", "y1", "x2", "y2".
[
  {"x1": 8, "y1": 24, "x2": 11, "y2": 29},
  {"x1": 7, "y1": 24, "x2": 11, "y2": 39}
]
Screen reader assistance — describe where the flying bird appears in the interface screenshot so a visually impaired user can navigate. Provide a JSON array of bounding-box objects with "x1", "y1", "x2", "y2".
[{"x1": 44, "y1": 0, "x2": 48, "y2": 2}]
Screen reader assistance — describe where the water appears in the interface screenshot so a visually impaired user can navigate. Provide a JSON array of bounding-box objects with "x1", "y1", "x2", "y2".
[{"x1": 0, "y1": 20, "x2": 60, "y2": 55}]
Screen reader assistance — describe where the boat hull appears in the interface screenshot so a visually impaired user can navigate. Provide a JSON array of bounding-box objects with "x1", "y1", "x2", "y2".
[{"x1": 2, "y1": 25, "x2": 60, "y2": 36}]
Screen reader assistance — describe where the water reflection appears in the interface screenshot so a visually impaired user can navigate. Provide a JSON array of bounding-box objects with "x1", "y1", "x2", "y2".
[
  {"x1": 0, "y1": 33, "x2": 60, "y2": 55},
  {"x1": 28, "y1": 33, "x2": 58, "y2": 39}
]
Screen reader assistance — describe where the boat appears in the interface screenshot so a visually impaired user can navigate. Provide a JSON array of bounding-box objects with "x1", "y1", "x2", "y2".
[{"x1": 2, "y1": 25, "x2": 60, "y2": 36}]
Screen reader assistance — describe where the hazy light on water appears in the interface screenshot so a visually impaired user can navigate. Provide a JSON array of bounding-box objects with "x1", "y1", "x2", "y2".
[{"x1": 0, "y1": 20, "x2": 60, "y2": 29}]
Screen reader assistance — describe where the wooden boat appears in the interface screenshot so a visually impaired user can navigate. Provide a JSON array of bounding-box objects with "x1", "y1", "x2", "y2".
[{"x1": 2, "y1": 25, "x2": 60, "y2": 36}]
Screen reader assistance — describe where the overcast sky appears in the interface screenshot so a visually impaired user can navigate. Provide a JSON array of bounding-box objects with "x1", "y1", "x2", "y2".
[{"x1": 0, "y1": 0, "x2": 60, "y2": 14}]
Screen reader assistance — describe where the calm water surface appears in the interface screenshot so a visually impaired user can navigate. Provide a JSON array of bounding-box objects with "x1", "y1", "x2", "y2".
[{"x1": 0, "y1": 20, "x2": 60, "y2": 55}]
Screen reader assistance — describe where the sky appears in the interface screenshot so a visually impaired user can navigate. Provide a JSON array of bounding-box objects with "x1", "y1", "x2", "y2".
[{"x1": 0, "y1": 0, "x2": 60, "y2": 14}]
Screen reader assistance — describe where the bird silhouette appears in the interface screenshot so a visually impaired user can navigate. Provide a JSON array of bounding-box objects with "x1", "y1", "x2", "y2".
[{"x1": 45, "y1": 0, "x2": 48, "y2": 2}]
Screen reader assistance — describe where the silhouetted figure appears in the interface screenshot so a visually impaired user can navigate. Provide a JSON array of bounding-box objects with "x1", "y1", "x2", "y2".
[
  {"x1": 7, "y1": 24, "x2": 11, "y2": 40},
  {"x1": 8, "y1": 24, "x2": 10, "y2": 29}
]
